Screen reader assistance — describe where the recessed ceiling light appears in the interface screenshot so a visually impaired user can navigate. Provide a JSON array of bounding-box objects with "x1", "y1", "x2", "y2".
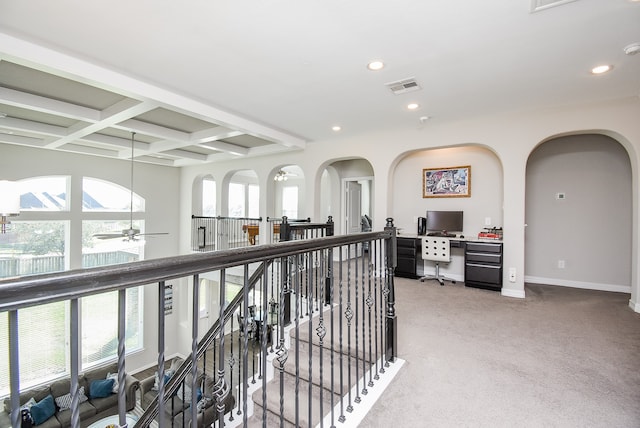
[
  {"x1": 367, "y1": 61, "x2": 385, "y2": 71},
  {"x1": 407, "y1": 103, "x2": 420, "y2": 110},
  {"x1": 591, "y1": 64, "x2": 612, "y2": 75},
  {"x1": 332, "y1": 125, "x2": 342, "y2": 132}
]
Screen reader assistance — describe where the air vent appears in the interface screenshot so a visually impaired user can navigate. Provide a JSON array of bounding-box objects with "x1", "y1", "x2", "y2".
[
  {"x1": 385, "y1": 77, "x2": 422, "y2": 95},
  {"x1": 530, "y1": 0, "x2": 579, "y2": 13}
]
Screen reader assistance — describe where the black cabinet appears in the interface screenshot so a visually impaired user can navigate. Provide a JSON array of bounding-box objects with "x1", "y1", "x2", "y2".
[
  {"x1": 464, "y1": 241, "x2": 503, "y2": 291},
  {"x1": 395, "y1": 237, "x2": 421, "y2": 279}
]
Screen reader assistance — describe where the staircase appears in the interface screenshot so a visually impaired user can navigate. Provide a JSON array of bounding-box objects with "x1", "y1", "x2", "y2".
[{"x1": 242, "y1": 293, "x2": 390, "y2": 428}]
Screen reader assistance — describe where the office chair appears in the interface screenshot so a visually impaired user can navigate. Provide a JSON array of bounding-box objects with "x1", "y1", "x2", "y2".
[{"x1": 419, "y1": 236, "x2": 456, "y2": 286}]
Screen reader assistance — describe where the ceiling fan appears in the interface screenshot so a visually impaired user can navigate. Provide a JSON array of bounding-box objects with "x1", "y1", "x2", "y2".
[{"x1": 93, "y1": 132, "x2": 168, "y2": 241}]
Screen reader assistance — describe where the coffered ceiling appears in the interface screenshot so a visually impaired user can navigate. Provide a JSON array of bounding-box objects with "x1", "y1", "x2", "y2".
[{"x1": 0, "y1": 0, "x2": 639, "y2": 167}]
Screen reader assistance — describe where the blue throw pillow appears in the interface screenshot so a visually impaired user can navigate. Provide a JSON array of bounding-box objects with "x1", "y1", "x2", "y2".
[
  {"x1": 90, "y1": 378, "x2": 115, "y2": 399},
  {"x1": 30, "y1": 395, "x2": 55, "y2": 426}
]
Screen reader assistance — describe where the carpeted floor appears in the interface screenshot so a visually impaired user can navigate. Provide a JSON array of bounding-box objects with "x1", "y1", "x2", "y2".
[{"x1": 359, "y1": 279, "x2": 640, "y2": 428}]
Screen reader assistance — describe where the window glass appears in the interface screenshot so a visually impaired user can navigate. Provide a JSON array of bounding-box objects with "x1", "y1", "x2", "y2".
[
  {"x1": 0, "y1": 220, "x2": 68, "y2": 395},
  {"x1": 248, "y1": 184, "x2": 259, "y2": 218},
  {"x1": 82, "y1": 177, "x2": 144, "y2": 212},
  {"x1": 0, "y1": 302, "x2": 69, "y2": 395},
  {"x1": 228, "y1": 183, "x2": 245, "y2": 217},
  {"x1": 203, "y1": 178, "x2": 216, "y2": 217},
  {"x1": 18, "y1": 176, "x2": 69, "y2": 211},
  {"x1": 81, "y1": 218, "x2": 145, "y2": 366},
  {"x1": 82, "y1": 220, "x2": 145, "y2": 263},
  {"x1": 199, "y1": 279, "x2": 210, "y2": 318},
  {"x1": 0, "y1": 221, "x2": 68, "y2": 278},
  {"x1": 282, "y1": 186, "x2": 299, "y2": 219},
  {"x1": 81, "y1": 288, "x2": 142, "y2": 367}
]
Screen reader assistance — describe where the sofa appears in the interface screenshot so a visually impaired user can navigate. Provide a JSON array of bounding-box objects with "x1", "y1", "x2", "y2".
[
  {"x1": 139, "y1": 358, "x2": 235, "y2": 428},
  {"x1": 0, "y1": 362, "x2": 139, "y2": 428}
]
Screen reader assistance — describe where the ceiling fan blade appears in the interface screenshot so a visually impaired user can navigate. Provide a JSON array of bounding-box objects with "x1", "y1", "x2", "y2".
[
  {"x1": 137, "y1": 232, "x2": 169, "y2": 236},
  {"x1": 93, "y1": 233, "x2": 125, "y2": 240}
]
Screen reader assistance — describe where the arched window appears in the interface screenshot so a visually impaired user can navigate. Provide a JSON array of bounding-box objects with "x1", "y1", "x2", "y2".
[
  {"x1": 0, "y1": 176, "x2": 144, "y2": 395},
  {"x1": 203, "y1": 177, "x2": 216, "y2": 216}
]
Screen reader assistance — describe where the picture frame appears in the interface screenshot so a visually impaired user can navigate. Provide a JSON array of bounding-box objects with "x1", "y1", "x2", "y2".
[{"x1": 423, "y1": 165, "x2": 471, "y2": 198}]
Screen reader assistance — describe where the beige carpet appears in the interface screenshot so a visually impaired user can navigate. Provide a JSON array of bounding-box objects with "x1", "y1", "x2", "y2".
[{"x1": 359, "y1": 280, "x2": 640, "y2": 427}]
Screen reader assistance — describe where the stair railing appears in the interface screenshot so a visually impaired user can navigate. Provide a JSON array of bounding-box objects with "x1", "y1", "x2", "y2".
[{"x1": 1, "y1": 220, "x2": 398, "y2": 428}]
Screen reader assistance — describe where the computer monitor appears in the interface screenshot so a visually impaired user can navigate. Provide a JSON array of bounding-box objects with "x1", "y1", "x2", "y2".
[{"x1": 426, "y1": 210, "x2": 463, "y2": 234}]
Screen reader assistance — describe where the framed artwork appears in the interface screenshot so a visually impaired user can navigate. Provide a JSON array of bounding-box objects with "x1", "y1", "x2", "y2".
[{"x1": 423, "y1": 165, "x2": 471, "y2": 198}]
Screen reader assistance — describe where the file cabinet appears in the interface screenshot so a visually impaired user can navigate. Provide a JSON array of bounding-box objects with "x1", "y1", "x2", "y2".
[
  {"x1": 395, "y1": 237, "x2": 422, "y2": 279},
  {"x1": 464, "y1": 241, "x2": 503, "y2": 291}
]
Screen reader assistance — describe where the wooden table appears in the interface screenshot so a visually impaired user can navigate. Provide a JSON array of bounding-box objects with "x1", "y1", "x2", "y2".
[{"x1": 242, "y1": 224, "x2": 280, "y2": 245}]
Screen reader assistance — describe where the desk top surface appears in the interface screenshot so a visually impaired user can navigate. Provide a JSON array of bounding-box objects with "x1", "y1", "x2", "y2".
[{"x1": 397, "y1": 233, "x2": 502, "y2": 243}]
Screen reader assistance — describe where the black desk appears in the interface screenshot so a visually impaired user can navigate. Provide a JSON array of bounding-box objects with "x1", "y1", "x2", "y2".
[{"x1": 394, "y1": 236, "x2": 503, "y2": 291}]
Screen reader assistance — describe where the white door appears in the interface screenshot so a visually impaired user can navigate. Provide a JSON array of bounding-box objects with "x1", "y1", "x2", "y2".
[{"x1": 345, "y1": 181, "x2": 362, "y2": 234}]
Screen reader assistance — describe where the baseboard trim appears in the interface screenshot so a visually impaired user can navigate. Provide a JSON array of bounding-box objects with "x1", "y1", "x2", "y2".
[
  {"x1": 501, "y1": 288, "x2": 525, "y2": 299},
  {"x1": 525, "y1": 276, "x2": 631, "y2": 294},
  {"x1": 629, "y1": 299, "x2": 640, "y2": 313}
]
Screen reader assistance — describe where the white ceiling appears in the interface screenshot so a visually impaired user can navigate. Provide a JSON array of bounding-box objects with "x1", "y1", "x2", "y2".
[{"x1": 0, "y1": 0, "x2": 639, "y2": 167}]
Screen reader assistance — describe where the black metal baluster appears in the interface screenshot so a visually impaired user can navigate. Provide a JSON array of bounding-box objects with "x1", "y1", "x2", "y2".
[
  {"x1": 270, "y1": 260, "x2": 276, "y2": 354},
  {"x1": 360, "y1": 245, "x2": 369, "y2": 396},
  {"x1": 307, "y1": 250, "x2": 315, "y2": 426},
  {"x1": 157, "y1": 282, "x2": 167, "y2": 425},
  {"x1": 215, "y1": 269, "x2": 229, "y2": 428},
  {"x1": 328, "y1": 246, "x2": 336, "y2": 428},
  {"x1": 317, "y1": 249, "x2": 327, "y2": 428},
  {"x1": 228, "y1": 311, "x2": 235, "y2": 423},
  {"x1": 367, "y1": 246, "x2": 374, "y2": 390},
  {"x1": 294, "y1": 254, "x2": 301, "y2": 427},
  {"x1": 191, "y1": 275, "x2": 199, "y2": 427},
  {"x1": 242, "y1": 265, "x2": 249, "y2": 424},
  {"x1": 345, "y1": 244, "x2": 354, "y2": 414},
  {"x1": 277, "y1": 256, "x2": 289, "y2": 428},
  {"x1": 338, "y1": 246, "x2": 346, "y2": 423},
  {"x1": 261, "y1": 263, "x2": 269, "y2": 428},
  {"x1": 354, "y1": 244, "x2": 361, "y2": 404},
  {"x1": 373, "y1": 239, "x2": 380, "y2": 380}
]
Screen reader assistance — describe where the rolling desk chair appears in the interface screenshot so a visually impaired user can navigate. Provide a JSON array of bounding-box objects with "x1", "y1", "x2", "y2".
[{"x1": 419, "y1": 236, "x2": 456, "y2": 286}]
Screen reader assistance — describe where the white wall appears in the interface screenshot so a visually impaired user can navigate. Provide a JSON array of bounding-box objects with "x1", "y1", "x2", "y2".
[
  {"x1": 391, "y1": 146, "x2": 503, "y2": 236},
  {"x1": 525, "y1": 134, "x2": 632, "y2": 292},
  {"x1": 181, "y1": 96, "x2": 640, "y2": 313}
]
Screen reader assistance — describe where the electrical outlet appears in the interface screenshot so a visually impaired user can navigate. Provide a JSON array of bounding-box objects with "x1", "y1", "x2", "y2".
[
  {"x1": 485, "y1": 217, "x2": 491, "y2": 226},
  {"x1": 558, "y1": 260, "x2": 565, "y2": 269},
  {"x1": 508, "y1": 267, "x2": 516, "y2": 282}
]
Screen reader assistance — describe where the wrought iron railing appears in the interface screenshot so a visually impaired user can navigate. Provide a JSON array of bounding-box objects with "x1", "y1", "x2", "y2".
[
  {"x1": 1, "y1": 219, "x2": 399, "y2": 428},
  {"x1": 266, "y1": 216, "x2": 311, "y2": 243},
  {"x1": 191, "y1": 216, "x2": 262, "y2": 251}
]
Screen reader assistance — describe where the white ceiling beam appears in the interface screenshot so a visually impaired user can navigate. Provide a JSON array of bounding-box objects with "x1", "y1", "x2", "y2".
[
  {"x1": 200, "y1": 141, "x2": 249, "y2": 156},
  {"x1": 246, "y1": 143, "x2": 304, "y2": 157},
  {"x1": 0, "y1": 133, "x2": 47, "y2": 147},
  {"x1": 0, "y1": 116, "x2": 67, "y2": 136},
  {"x1": 190, "y1": 126, "x2": 244, "y2": 143},
  {"x1": 0, "y1": 87, "x2": 101, "y2": 121},
  {"x1": 135, "y1": 156, "x2": 176, "y2": 167},
  {"x1": 0, "y1": 33, "x2": 306, "y2": 151},
  {"x1": 161, "y1": 149, "x2": 208, "y2": 161},
  {"x1": 116, "y1": 118, "x2": 190, "y2": 141},
  {"x1": 45, "y1": 99, "x2": 156, "y2": 149},
  {"x1": 81, "y1": 133, "x2": 135, "y2": 149},
  {"x1": 58, "y1": 143, "x2": 120, "y2": 158}
]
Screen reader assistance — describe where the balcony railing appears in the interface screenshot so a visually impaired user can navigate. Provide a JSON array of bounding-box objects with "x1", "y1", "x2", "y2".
[
  {"x1": 191, "y1": 216, "x2": 333, "y2": 252},
  {"x1": 1, "y1": 219, "x2": 399, "y2": 428}
]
